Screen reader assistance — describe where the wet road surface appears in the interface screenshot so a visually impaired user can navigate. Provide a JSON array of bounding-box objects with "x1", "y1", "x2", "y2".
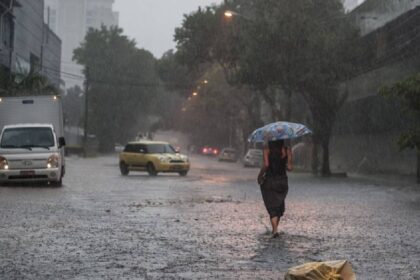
[{"x1": 1, "y1": 155, "x2": 419, "y2": 279}]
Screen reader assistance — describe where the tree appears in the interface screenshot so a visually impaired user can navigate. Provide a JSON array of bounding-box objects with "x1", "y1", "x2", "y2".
[
  {"x1": 0, "y1": 70, "x2": 59, "y2": 97},
  {"x1": 231, "y1": 0, "x2": 360, "y2": 176},
  {"x1": 175, "y1": 0, "x2": 361, "y2": 176},
  {"x1": 73, "y1": 26, "x2": 161, "y2": 152},
  {"x1": 62, "y1": 85, "x2": 84, "y2": 127},
  {"x1": 380, "y1": 74, "x2": 420, "y2": 183}
]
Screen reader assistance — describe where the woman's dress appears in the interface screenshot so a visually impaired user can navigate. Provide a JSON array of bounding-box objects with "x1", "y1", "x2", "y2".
[{"x1": 261, "y1": 150, "x2": 289, "y2": 218}]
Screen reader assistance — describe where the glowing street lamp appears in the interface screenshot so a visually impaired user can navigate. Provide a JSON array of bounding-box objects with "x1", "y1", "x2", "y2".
[
  {"x1": 192, "y1": 92, "x2": 198, "y2": 97},
  {"x1": 224, "y1": 10, "x2": 250, "y2": 20},
  {"x1": 224, "y1": 10, "x2": 234, "y2": 18}
]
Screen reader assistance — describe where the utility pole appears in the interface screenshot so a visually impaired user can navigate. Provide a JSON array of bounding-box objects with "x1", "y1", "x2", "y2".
[{"x1": 83, "y1": 67, "x2": 90, "y2": 154}]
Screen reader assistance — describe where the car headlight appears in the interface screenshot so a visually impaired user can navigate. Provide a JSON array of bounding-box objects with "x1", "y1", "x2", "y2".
[
  {"x1": 47, "y1": 154, "x2": 60, "y2": 168},
  {"x1": 182, "y1": 156, "x2": 189, "y2": 163},
  {"x1": 0, "y1": 156, "x2": 9, "y2": 170},
  {"x1": 158, "y1": 156, "x2": 171, "y2": 163}
]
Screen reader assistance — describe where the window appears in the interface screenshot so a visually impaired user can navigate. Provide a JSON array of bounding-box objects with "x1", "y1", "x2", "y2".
[{"x1": 147, "y1": 144, "x2": 175, "y2": 154}]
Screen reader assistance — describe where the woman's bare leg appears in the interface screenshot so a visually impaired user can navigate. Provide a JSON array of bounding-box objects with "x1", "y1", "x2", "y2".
[{"x1": 270, "y1": 216, "x2": 280, "y2": 234}]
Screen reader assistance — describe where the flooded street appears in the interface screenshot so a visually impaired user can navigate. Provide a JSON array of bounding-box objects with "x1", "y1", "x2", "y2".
[{"x1": 0, "y1": 155, "x2": 419, "y2": 279}]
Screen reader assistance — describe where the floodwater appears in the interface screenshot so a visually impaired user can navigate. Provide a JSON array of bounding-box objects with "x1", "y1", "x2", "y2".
[{"x1": 0, "y1": 155, "x2": 419, "y2": 279}]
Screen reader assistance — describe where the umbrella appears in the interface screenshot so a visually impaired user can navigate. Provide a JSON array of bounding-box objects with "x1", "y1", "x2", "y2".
[{"x1": 248, "y1": 121, "x2": 312, "y2": 143}]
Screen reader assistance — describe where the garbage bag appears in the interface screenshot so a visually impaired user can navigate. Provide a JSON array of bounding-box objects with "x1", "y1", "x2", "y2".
[{"x1": 285, "y1": 260, "x2": 356, "y2": 280}]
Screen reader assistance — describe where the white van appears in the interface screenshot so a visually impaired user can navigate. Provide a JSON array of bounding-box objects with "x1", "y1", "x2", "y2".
[{"x1": 0, "y1": 96, "x2": 66, "y2": 186}]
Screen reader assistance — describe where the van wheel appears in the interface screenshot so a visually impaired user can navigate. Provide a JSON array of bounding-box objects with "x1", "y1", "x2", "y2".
[
  {"x1": 179, "y1": 171, "x2": 188, "y2": 177},
  {"x1": 120, "y1": 161, "x2": 129, "y2": 176},
  {"x1": 51, "y1": 178, "x2": 62, "y2": 187},
  {"x1": 147, "y1": 163, "x2": 157, "y2": 176}
]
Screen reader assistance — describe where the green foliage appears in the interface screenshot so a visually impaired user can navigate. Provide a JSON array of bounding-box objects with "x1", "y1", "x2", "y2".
[
  {"x1": 380, "y1": 73, "x2": 420, "y2": 183},
  {"x1": 62, "y1": 85, "x2": 84, "y2": 127},
  {"x1": 0, "y1": 70, "x2": 59, "y2": 97},
  {"x1": 380, "y1": 73, "x2": 420, "y2": 151},
  {"x1": 157, "y1": 50, "x2": 194, "y2": 94},
  {"x1": 73, "y1": 26, "x2": 161, "y2": 152},
  {"x1": 178, "y1": 65, "x2": 262, "y2": 148},
  {"x1": 174, "y1": 7, "x2": 219, "y2": 72}
]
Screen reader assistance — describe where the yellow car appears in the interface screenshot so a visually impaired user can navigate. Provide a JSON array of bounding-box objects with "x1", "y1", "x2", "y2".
[{"x1": 119, "y1": 141, "x2": 190, "y2": 176}]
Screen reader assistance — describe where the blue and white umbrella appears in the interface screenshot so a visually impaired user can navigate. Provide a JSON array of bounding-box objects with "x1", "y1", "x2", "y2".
[{"x1": 248, "y1": 121, "x2": 312, "y2": 143}]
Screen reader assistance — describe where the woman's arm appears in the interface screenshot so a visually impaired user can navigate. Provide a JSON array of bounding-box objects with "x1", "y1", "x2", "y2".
[
  {"x1": 286, "y1": 147, "x2": 293, "y2": 171},
  {"x1": 258, "y1": 148, "x2": 270, "y2": 185},
  {"x1": 263, "y1": 148, "x2": 270, "y2": 169}
]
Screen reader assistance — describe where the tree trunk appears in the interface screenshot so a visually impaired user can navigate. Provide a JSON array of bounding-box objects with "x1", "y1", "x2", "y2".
[
  {"x1": 284, "y1": 90, "x2": 292, "y2": 121},
  {"x1": 311, "y1": 137, "x2": 319, "y2": 175},
  {"x1": 321, "y1": 136, "x2": 331, "y2": 177},
  {"x1": 417, "y1": 149, "x2": 420, "y2": 184}
]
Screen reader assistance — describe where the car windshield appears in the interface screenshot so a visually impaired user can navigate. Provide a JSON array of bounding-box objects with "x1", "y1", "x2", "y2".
[
  {"x1": 248, "y1": 150, "x2": 262, "y2": 156},
  {"x1": 147, "y1": 144, "x2": 176, "y2": 154},
  {"x1": 1, "y1": 127, "x2": 55, "y2": 149}
]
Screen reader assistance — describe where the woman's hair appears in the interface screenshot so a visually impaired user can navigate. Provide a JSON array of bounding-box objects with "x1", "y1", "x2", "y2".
[{"x1": 268, "y1": 140, "x2": 284, "y2": 151}]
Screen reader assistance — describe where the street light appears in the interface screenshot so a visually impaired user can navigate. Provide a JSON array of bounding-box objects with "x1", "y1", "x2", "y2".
[
  {"x1": 224, "y1": 10, "x2": 234, "y2": 18},
  {"x1": 192, "y1": 92, "x2": 198, "y2": 97},
  {"x1": 224, "y1": 10, "x2": 251, "y2": 21}
]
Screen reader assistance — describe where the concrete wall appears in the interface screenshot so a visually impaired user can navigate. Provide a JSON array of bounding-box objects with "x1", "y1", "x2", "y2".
[
  {"x1": 331, "y1": 132, "x2": 416, "y2": 175},
  {"x1": 350, "y1": 0, "x2": 420, "y2": 35},
  {"x1": 346, "y1": 56, "x2": 420, "y2": 101}
]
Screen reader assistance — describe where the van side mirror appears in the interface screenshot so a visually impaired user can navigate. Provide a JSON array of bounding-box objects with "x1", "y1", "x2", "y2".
[{"x1": 59, "y1": 137, "x2": 66, "y2": 148}]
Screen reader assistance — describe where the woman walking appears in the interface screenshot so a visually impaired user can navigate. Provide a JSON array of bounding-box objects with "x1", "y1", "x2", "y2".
[{"x1": 258, "y1": 140, "x2": 293, "y2": 238}]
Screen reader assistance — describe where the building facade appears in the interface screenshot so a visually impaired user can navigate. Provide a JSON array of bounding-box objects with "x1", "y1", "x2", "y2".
[
  {"x1": 0, "y1": 0, "x2": 61, "y2": 88},
  {"x1": 0, "y1": 0, "x2": 16, "y2": 74},
  {"x1": 44, "y1": 0, "x2": 119, "y2": 88}
]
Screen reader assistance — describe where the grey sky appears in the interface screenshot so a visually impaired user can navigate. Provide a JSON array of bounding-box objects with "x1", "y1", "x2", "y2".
[{"x1": 114, "y1": 0, "x2": 223, "y2": 58}]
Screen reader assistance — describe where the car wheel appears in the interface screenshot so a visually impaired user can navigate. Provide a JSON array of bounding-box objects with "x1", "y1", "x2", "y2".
[
  {"x1": 179, "y1": 171, "x2": 188, "y2": 176},
  {"x1": 147, "y1": 162, "x2": 158, "y2": 176},
  {"x1": 120, "y1": 161, "x2": 129, "y2": 176}
]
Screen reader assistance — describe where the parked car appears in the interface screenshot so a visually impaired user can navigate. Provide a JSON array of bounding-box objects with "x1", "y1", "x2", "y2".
[
  {"x1": 243, "y1": 149, "x2": 263, "y2": 168},
  {"x1": 119, "y1": 141, "x2": 190, "y2": 176},
  {"x1": 201, "y1": 146, "x2": 219, "y2": 156},
  {"x1": 218, "y1": 148, "x2": 238, "y2": 162}
]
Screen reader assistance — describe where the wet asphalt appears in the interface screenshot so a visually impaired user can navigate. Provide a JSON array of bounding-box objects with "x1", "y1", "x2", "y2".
[{"x1": 0, "y1": 155, "x2": 419, "y2": 279}]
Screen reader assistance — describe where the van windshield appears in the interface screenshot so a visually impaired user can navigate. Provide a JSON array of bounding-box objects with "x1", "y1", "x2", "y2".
[{"x1": 1, "y1": 127, "x2": 55, "y2": 149}]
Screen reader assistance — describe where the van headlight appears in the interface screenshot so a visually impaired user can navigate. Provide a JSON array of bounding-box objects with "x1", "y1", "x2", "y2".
[
  {"x1": 0, "y1": 156, "x2": 9, "y2": 170},
  {"x1": 47, "y1": 154, "x2": 60, "y2": 168}
]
